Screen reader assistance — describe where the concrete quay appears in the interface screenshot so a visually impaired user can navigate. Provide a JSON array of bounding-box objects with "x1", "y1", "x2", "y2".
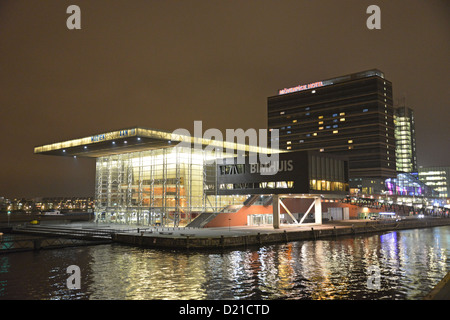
[
  {"x1": 112, "y1": 217, "x2": 450, "y2": 250},
  {"x1": 424, "y1": 272, "x2": 450, "y2": 300}
]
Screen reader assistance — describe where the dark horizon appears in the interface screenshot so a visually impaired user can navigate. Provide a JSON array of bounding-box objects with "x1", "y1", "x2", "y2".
[{"x1": 0, "y1": 0, "x2": 449, "y2": 199}]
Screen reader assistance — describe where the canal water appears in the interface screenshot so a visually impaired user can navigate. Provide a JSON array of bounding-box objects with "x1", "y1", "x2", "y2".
[{"x1": 0, "y1": 226, "x2": 448, "y2": 300}]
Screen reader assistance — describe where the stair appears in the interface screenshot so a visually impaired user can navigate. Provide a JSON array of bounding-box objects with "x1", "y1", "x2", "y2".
[{"x1": 185, "y1": 212, "x2": 220, "y2": 228}]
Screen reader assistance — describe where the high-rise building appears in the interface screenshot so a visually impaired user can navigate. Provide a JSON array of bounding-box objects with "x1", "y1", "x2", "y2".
[
  {"x1": 394, "y1": 106, "x2": 417, "y2": 173},
  {"x1": 267, "y1": 69, "x2": 396, "y2": 186},
  {"x1": 418, "y1": 166, "x2": 450, "y2": 198}
]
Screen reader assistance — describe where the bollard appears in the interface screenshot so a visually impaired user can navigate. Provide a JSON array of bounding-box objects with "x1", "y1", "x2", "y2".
[
  {"x1": 311, "y1": 227, "x2": 316, "y2": 240},
  {"x1": 33, "y1": 239, "x2": 42, "y2": 251}
]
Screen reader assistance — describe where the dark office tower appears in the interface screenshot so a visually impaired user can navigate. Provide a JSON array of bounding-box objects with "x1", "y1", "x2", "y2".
[
  {"x1": 394, "y1": 106, "x2": 417, "y2": 173},
  {"x1": 267, "y1": 69, "x2": 396, "y2": 185}
]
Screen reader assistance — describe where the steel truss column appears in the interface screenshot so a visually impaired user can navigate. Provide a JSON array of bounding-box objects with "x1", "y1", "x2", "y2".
[
  {"x1": 174, "y1": 147, "x2": 181, "y2": 227},
  {"x1": 94, "y1": 159, "x2": 103, "y2": 222}
]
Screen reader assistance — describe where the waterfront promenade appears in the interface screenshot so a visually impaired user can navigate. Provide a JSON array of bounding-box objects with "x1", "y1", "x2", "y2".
[
  {"x1": 7, "y1": 217, "x2": 450, "y2": 251},
  {"x1": 111, "y1": 217, "x2": 450, "y2": 250}
]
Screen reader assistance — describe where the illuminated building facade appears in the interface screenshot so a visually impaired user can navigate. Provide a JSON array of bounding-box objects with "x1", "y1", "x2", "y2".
[
  {"x1": 267, "y1": 69, "x2": 396, "y2": 190},
  {"x1": 385, "y1": 173, "x2": 437, "y2": 197},
  {"x1": 418, "y1": 166, "x2": 450, "y2": 198},
  {"x1": 394, "y1": 106, "x2": 417, "y2": 173},
  {"x1": 34, "y1": 127, "x2": 349, "y2": 227},
  {"x1": 34, "y1": 127, "x2": 268, "y2": 226}
]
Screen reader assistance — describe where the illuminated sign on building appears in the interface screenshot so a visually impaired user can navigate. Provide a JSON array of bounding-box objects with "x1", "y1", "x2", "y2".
[
  {"x1": 278, "y1": 81, "x2": 324, "y2": 95},
  {"x1": 91, "y1": 129, "x2": 136, "y2": 142}
]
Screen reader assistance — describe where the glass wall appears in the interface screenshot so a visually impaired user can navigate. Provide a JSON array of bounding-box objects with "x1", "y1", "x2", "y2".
[
  {"x1": 94, "y1": 146, "x2": 243, "y2": 226},
  {"x1": 418, "y1": 167, "x2": 450, "y2": 198},
  {"x1": 308, "y1": 154, "x2": 348, "y2": 192}
]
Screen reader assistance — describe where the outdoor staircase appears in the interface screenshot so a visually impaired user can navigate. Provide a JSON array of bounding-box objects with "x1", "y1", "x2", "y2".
[{"x1": 185, "y1": 212, "x2": 220, "y2": 228}]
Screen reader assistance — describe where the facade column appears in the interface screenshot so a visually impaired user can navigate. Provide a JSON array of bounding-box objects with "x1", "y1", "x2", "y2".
[
  {"x1": 314, "y1": 197, "x2": 322, "y2": 224},
  {"x1": 273, "y1": 194, "x2": 280, "y2": 229}
]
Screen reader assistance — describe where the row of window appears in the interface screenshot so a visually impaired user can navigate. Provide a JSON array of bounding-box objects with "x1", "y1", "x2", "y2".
[{"x1": 309, "y1": 180, "x2": 349, "y2": 192}]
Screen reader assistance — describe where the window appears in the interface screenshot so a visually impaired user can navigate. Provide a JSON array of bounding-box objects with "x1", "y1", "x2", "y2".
[
  {"x1": 340, "y1": 118, "x2": 345, "y2": 122},
  {"x1": 348, "y1": 140, "x2": 353, "y2": 144},
  {"x1": 333, "y1": 130, "x2": 338, "y2": 134},
  {"x1": 363, "y1": 109, "x2": 369, "y2": 112},
  {"x1": 318, "y1": 116, "x2": 323, "y2": 119}
]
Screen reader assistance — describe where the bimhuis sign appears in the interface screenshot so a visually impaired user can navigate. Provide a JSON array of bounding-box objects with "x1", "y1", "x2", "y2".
[{"x1": 216, "y1": 151, "x2": 309, "y2": 195}]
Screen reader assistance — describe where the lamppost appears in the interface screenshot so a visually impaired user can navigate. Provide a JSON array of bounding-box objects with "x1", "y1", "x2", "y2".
[{"x1": 7, "y1": 211, "x2": 11, "y2": 227}]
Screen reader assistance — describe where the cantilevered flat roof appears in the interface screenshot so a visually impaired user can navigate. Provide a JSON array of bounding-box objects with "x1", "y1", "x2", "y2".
[{"x1": 34, "y1": 127, "x2": 281, "y2": 158}]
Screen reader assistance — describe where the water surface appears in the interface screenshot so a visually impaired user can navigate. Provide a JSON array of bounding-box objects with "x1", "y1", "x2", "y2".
[{"x1": 0, "y1": 226, "x2": 448, "y2": 300}]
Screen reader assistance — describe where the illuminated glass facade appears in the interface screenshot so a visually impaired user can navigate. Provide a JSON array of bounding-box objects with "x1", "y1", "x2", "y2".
[
  {"x1": 418, "y1": 167, "x2": 450, "y2": 198},
  {"x1": 94, "y1": 147, "x2": 251, "y2": 226},
  {"x1": 385, "y1": 173, "x2": 437, "y2": 197},
  {"x1": 394, "y1": 106, "x2": 417, "y2": 173},
  {"x1": 34, "y1": 127, "x2": 276, "y2": 226}
]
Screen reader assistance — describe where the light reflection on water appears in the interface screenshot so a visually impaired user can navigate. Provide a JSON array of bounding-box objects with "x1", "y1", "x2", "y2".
[{"x1": 0, "y1": 226, "x2": 448, "y2": 300}]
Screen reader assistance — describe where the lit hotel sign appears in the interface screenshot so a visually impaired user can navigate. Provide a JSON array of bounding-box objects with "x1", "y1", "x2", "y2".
[{"x1": 278, "y1": 81, "x2": 324, "y2": 95}]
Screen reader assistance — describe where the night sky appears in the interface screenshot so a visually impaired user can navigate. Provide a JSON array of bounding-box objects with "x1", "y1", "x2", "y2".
[{"x1": 0, "y1": 0, "x2": 449, "y2": 198}]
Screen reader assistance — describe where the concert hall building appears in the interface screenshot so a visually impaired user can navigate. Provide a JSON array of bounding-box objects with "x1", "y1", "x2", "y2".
[{"x1": 34, "y1": 127, "x2": 349, "y2": 227}]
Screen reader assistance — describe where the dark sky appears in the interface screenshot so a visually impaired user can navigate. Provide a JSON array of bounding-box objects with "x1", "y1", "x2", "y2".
[{"x1": 0, "y1": 0, "x2": 449, "y2": 198}]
